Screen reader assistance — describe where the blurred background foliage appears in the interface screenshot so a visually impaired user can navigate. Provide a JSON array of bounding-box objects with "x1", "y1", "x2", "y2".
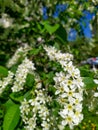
[{"x1": 0, "y1": 0, "x2": 98, "y2": 66}]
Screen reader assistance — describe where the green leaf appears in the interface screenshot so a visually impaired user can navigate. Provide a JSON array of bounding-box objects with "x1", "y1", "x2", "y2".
[
  {"x1": 46, "y1": 71, "x2": 55, "y2": 84},
  {"x1": 79, "y1": 66, "x2": 94, "y2": 77},
  {"x1": 83, "y1": 77, "x2": 97, "y2": 89},
  {"x1": 26, "y1": 73, "x2": 35, "y2": 88},
  {"x1": 43, "y1": 21, "x2": 59, "y2": 34},
  {"x1": 10, "y1": 93, "x2": 24, "y2": 103},
  {"x1": 48, "y1": 85, "x2": 56, "y2": 96},
  {"x1": 3, "y1": 101, "x2": 20, "y2": 130},
  {"x1": 23, "y1": 91, "x2": 32, "y2": 99},
  {"x1": 55, "y1": 25, "x2": 67, "y2": 44},
  {"x1": 4, "y1": 99, "x2": 14, "y2": 110},
  {"x1": 29, "y1": 46, "x2": 42, "y2": 55},
  {"x1": 0, "y1": 66, "x2": 8, "y2": 78}
]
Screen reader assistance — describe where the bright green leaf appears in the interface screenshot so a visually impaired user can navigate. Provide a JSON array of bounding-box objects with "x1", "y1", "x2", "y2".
[
  {"x1": 3, "y1": 102, "x2": 20, "y2": 130},
  {"x1": 43, "y1": 21, "x2": 59, "y2": 34},
  {"x1": 4, "y1": 99, "x2": 15, "y2": 110}
]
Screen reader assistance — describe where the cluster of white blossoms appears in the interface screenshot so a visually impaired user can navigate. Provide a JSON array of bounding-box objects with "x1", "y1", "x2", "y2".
[
  {"x1": 0, "y1": 71, "x2": 14, "y2": 95},
  {"x1": 11, "y1": 57, "x2": 35, "y2": 92},
  {"x1": 44, "y1": 45, "x2": 84, "y2": 129},
  {"x1": 20, "y1": 74, "x2": 51, "y2": 130},
  {"x1": 44, "y1": 45, "x2": 73, "y2": 62},
  {"x1": 7, "y1": 44, "x2": 31, "y2": 68},
  {"x1": 0, "y1": 13, "x2": 13, "y2": 28}
]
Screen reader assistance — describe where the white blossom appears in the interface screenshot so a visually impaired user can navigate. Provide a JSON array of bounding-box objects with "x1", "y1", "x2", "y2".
[
  {"x1": 12, "y1": 57, "x2": 35, "y2": 92},
  {"x1": 94, "y1": 92, "x2": 98, "y2": 97},
  {"x1": 0, "y1": 71, "x2": 14, "y2": 95},
  {"x1": 20, "y1": 74, "x2": 50, "y2": 130},
  {"x1": 0, "y1": 13, "x2": 13, "y2": 28},
  {"x1": 7, "y1": 45, "x2": 31, "y2": 68},
  {"x1": 41, "y1": 120, "x2": 50, "y2": 130},
  {"x1": 44, "y1": 45, "x2": 84, "y2": 129}
]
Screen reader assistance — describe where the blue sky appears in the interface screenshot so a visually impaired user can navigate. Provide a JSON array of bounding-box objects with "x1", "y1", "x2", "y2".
[{"x1": 42, "y1": 4, "x2": 96, "y2": 41}]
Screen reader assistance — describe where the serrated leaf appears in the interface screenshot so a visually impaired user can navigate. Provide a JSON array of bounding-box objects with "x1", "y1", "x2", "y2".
[{"x1": 3, "y1": 102, "x2": 20, "y2": 130}]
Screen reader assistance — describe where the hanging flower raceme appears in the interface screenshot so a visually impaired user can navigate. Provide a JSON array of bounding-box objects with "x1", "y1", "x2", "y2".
[
  {"x1": 20, "y1": 73, "x2": 52, "y2": 130},
  {"x1": 11, "y1": 57, "x2": 35, "y2": 92},
  {"x1": 6, "y1": 44, "x2": 31, "y2": 68},
  {"x1": 44, "y1": 45, "x2": 84, "y2": 129},
  {"x1": 0, "y1": 71, "x2": 14, "y2": 95}
]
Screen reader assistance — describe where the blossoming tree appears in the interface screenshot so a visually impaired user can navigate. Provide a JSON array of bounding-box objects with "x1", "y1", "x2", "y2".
[{"x1": 0, "y1": 0, "x2": 98, "y2": 130}]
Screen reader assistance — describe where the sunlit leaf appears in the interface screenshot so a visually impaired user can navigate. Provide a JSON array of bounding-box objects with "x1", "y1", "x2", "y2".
[
  {"x1": 3, "y1": 100, "x2": 20, "y2": 130},
  {"x1": 42, "y1": 21, "x2": 59, "y2": 34}
]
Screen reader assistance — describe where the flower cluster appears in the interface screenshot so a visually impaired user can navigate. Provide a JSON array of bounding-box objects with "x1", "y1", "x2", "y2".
[
  {"x1": 0, "y1": 13, "x2": 13, "y2": 28},
  {"x1": 12, "y1": 45, "x2": 84, "y2": 130},
  {"x1": 0, "y1": 71, "x2": 14, "y2": 95},
  {"x1": 44, "y1": 45, "x2": 73, "y2": 62},
  {"x1": 11, "y1": 57, "x2": 35, "y2": 92},
  {"x1": 44, "y1": 45, "x2": 84, "y2": 129},
  {"x1": 7, "y1": 44, "x2": 31, "y2": 68},
  {"x1": 20, "y1": 73, "x2": 51, "y2": 130}
]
